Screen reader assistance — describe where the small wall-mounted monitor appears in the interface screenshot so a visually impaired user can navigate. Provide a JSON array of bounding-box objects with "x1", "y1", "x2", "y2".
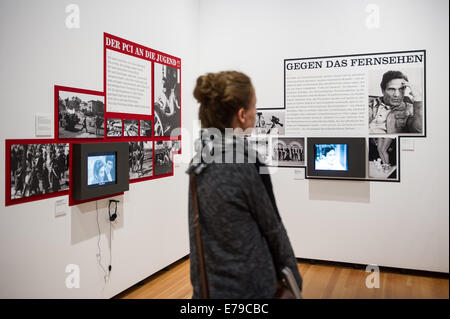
[
  {"x1": 307, "y1": 138, "x2": 365, "y2": 179},
  {"x1": 87, "y1": 152, "x2": 117, "y2": 188},
  {"x1": 314, "y1": 144, "x2": 348, "y2": 171},
  {"x1": 73, "y1": 142, "x2": 129, "y2": 201}
]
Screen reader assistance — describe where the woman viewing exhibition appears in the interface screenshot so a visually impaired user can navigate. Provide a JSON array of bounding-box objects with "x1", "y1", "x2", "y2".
[{"x1": 187, "y1": 71, "x2": 302, "y2": 298}]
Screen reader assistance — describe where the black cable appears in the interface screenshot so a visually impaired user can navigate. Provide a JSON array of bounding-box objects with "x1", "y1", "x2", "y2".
[
  {"x1": 96, "y1": 200, "x2": 108, "y2": 282},
  {"x1": 108, "y1": 200, "x2": 119, "y2": 273},
  {"x1": 109, "y1": 216, "x2": 112, "y2": 273}
]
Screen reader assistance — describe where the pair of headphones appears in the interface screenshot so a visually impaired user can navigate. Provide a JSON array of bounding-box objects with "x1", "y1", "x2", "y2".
[{"x1": 108, "y1": 200, "x2": 119, "y2": 222}]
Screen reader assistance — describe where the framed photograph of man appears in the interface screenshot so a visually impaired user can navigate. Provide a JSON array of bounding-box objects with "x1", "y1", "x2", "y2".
[
  {"x1": 154, "y1": 141, "x2": 173, "y2": 176},
  {"x1": 368, "y1": 137, "x2": 398, "y2": 181},
  {"x1": 7, "y1": 141, "x2": 70, "y2": 205},
  {"x1": 368, "y1": 68, "x2": 424, "y2": 136},
  {"x1": 107, "y1": 119, "x2": 122, "y2": 137},
  {"x1": 254, "y1": 109, "x2": 285, "y2": 135},
  {"x1": 140, "y1": 120, "x2": 152, "y2": 137},
  {"x1": 271, "y1": 137, "x2": 305, "y2": 167},
  {"x1": 154, "y1": 63, "x2": 181, "y2": 137},
  {"x1": 56, "y1": 86, "x2": 105, "y2": 139},
  {"x1": 123, "y1": 119, "x2": 139, "y2": 137},
  {"x1": 128, "y1": 141, "x2": 153, "y2": 180}
]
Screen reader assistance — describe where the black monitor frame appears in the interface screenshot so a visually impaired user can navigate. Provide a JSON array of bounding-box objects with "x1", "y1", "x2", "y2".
[
  {"x1": 72, "y1": 142, "x2": 129, "y2": 201},
  {"x1": 307, "y1": 137, "x2": 366, "y2": 179}
]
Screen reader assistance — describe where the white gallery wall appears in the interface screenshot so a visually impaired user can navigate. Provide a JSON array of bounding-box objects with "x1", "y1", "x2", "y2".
[
  {"x1": 198, "y1": 0, "x2": 449, "y2": 273},
  {"x1": 0, "y1": 0, "x2": 198, "y2": 298},
  {"x1": 0, "y1": 0, "x2": 448, "y2": 299}
]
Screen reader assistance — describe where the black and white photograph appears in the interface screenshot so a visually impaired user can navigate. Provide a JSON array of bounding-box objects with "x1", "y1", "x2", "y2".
[
  {"x1": 254, "y1": 109, "x2": 285, "y2": 135},
  {"x1": 271, "y1": 137, "x2": 305, "y2": 167},
  {"x1": 124, "y1": 119, "x2": 139, "y2": 137},
  {"x1": 58, "y1": 90, "x2": 105, "y2": 139},
  {"x1": 368, "y1": 137, "x2": 398, "y2": 180},
  {"x1": 368, "y1": 68, "x2": 424, "y2": 135},
  {"x1": 88, "y1": 153, "x2": 116, "y2": 187},
  {"x1": 128, "y1": 141, "x2": 153, "y2": 179},
  {"x1": 154, "y1": 63, "x2": 181, "y2": 137},
  {"x1": 107, "y1": 118, "x2": 122, "y2": 137},
  {"x1": 155, "y1": 141, "x2": 173, "y2": 176},
  {"x1": 140, "y1": 120, "x2": 152, "y2": 137},
  {"x1": 10, "y1": 143, "x2": 69, "y2": 200},
  {"x1": 247, "y1": 136, "x2": 270, "y2": 164}
]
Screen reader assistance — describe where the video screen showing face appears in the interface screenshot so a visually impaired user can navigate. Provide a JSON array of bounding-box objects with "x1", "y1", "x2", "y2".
[
  {"x1": 314, "y1": 144, "x2": 348, "y2": 171},
  {"x1": 87, "y1": 153, "x2": 116, "y2": 187}
]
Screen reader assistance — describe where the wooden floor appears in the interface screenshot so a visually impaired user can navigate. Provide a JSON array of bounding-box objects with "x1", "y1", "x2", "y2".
[{"x1": 115, "y1": 258, "x2": 449, "y2": 299}]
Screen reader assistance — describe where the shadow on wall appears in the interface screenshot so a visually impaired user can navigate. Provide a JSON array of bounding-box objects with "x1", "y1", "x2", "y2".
[
  {"x1": 308, "y1": 180, "x2": 370, "y2": 203},
  {"x1": 71, "y1": 196, "x2": 124, "y2": 245}
]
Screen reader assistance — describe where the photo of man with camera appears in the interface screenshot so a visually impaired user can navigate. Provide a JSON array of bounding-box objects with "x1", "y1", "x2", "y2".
[{"x1": 254, "y1": 109, "x2": 286, "y2": 135}]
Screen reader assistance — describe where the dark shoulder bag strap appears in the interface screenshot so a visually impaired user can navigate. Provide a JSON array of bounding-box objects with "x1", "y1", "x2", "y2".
[{"x1": 189, "y1": 173, "x2": 210, "y2": 299}]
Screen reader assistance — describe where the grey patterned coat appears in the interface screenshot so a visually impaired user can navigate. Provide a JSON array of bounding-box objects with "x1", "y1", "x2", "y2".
[{"x1": 187, "y1": 134, "x2": 302, "y2": 298}]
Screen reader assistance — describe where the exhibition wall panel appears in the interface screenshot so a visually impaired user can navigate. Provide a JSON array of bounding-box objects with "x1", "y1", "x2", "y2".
[
  {"x1": 198, "y1": 0, "x2": 449, "y2": 273},
  {"x1": 0, "y1": 0, "x2": 198, "y2": 298}
]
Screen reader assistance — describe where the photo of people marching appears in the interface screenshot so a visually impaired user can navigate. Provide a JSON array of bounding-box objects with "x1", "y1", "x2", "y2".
[{"x1": 10, "y1": 143, "x2": 69, "y2": 200}]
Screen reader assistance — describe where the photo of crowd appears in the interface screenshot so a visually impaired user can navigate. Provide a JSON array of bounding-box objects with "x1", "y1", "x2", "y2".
[
  {"x1": 124, "y1": 119, "x2": 139, "y2": 137},
  {"x1": 10, "y1": 143, "x2": 69, "y2": 200},
  {"x1": 271, "y1": 137, "x2": 305, "y2": 167},
  {"x1": 128, "y1": 141, "x2": 153, "y2": 179},
  {"x1": 107, "y1": 119, "x2": 122, "y2": 137},
  {"x1": 155, "y1": 141, "x2": 173, "y2": 176},
  {"x1": 140, "y1": 120, "x2": 152, "y2": 137},
  {"x1": 58, "y1": 90, "x2": 104, "y2": 139},
  {"x1": 154, "y1": 64, "x2": 180, "y2": 137}
]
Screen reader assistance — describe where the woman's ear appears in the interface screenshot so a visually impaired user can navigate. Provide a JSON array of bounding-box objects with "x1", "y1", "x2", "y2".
[{"x1": 236, "y1": 108, "x2": 246, "y2": 125}]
